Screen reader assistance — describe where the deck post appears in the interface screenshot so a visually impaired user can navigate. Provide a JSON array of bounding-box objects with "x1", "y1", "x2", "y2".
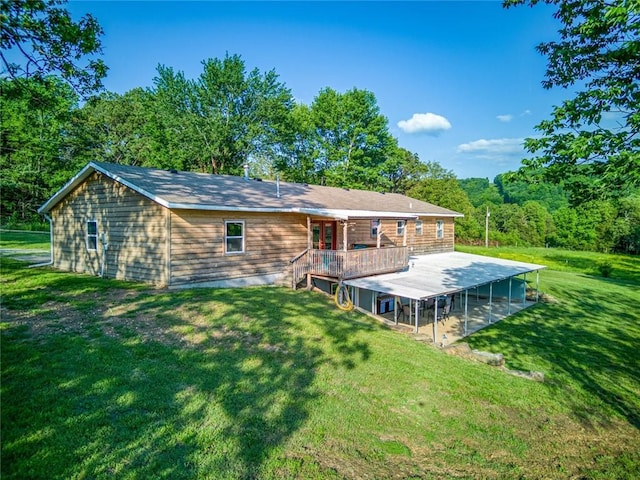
[
  {"x1": 464, "y1": 289, "x2": 469, "y2": 336},
  {"x1": 536, "y1": 270, "x2": 540, "y2": 302},
  {"x1": 394, "y1": 296, "x2": 398, "y2": 325},
  {"x1": 489, "y1": 282, "x2": 493, "y2": 324},
  {"x1": 403, "y1": 220, "x2": 407, "y2": 247},
  {"x1": 523, "y1": 272, "x2": 527, "y2": 307},
  {"x1": 343, "y1": 221, "x2": 348, "y2": 252},
  {"x1": 508, "y1": 277, "x2": 512, "y2": 315},
  {"x1": 433, "y1": 300, "x2": 438, "y2": 344},
  {"x1": 414, "y1": 299, "x2": 419, "y2": 334},
  {"x1": 307, "y1": 216, "x2": 311, "y2": 249}
]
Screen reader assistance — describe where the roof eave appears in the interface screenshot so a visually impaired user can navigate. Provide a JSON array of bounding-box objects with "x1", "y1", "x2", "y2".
[{"x1": 38, "y1": 162, "x2": 98, "y2": 214}]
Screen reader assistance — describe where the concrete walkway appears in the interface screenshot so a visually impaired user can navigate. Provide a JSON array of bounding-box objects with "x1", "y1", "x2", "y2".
[{"x1": 0, "y1": 249, "x2": 51, "y2": 265}]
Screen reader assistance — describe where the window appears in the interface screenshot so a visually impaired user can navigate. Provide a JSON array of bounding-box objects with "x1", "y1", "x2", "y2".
[
  {"x1": 436, "y1": 220, "x2": 444, "y2": 239},
  {"x1": 87, "y1": 220, "x2": 98, "y2": 251},
  {"x1": 225, "y1": 221, "x2": 245, "y2": 254},
  {"x1": 371, "y1": 219, "x2": 380, "y2": 238},
  {"x1": 396, "y1": 220, "x2": 405, "y2": 236},
  {"x1": 415, "y1": 220, "x2": 423, "y2": 236}
]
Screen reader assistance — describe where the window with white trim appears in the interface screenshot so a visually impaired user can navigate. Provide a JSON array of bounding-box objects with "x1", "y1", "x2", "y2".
[
  {"x1": 396, "y1": 220, "x2": 405, "y2": 236},
  {"x1": 415, "y1": 220, "x2": 423, "y2": 236},
  {"x1": 87, "y1": 220, "x2": 98, "y2": 251},
  {"x1": 436, "y1": 220, "x2": 444, "y2": 239},
  {"x1": 225, "y1": 221, "x2": 245, "y2": 254},
  {"x1": 371, "y1": 219, "x2": 380, "y2": 238}
]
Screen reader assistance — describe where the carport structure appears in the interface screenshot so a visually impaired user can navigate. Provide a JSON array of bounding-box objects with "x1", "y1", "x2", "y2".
[{"x1": 343, "y1": 251, "x2": 546, "y2": 344}]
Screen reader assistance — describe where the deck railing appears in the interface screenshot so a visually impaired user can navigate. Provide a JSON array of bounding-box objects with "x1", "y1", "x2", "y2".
[{"x1": 291, "y1": 246, "x2": 409, "y2": 286}]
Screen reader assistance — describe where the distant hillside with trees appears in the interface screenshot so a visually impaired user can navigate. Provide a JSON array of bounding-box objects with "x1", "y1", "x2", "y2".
[{"x1": 457, "y1": 176, "x2": 640, "y2": 254}]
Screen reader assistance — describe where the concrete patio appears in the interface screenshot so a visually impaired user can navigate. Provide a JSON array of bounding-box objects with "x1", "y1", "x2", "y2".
[{"x1": 380, "y1": 295, "x2": 537, "y2": 345}]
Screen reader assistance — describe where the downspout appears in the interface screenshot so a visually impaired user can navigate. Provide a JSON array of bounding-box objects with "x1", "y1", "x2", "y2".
[
  {"x1": 100, "y1": 232, "x2": 109, "y2": 278},
  {"x1": 30, "y1": 214, "x2": 54, "y2": 268}
]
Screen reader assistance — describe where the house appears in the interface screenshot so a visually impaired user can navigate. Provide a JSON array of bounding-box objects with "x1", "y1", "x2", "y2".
[
  {"x1": 38, "y1": 161, "x2": 462, "y2": 288},
  {"x1": 39, "y1": 161, "x2": 546, "y2": 343}
]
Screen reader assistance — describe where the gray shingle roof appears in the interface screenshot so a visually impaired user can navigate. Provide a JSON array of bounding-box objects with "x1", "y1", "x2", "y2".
[{"x1": 39, "y1": 161, "x2": 463, "y2": 218}]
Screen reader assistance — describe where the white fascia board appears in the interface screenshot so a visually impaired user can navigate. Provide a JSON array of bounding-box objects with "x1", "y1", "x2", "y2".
[
  {"x1": 164, "y1": 205, "x2": 461, "y2": 219},
  {"x1": 38, "y1": 162, "x2": 97, "y2": 214},
  {"x1": 38, "y1": 162, "x2": 172, "y2": 214},
  {"x1": 164, "y1": 204, "x2": 350, "y2": 219},
  {"x1": 328, "y1": 209, "x2": 463, "y2": 219}
]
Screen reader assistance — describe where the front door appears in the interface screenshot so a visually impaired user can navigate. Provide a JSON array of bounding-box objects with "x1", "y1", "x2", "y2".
[{"x1": 312, "y1": 221, "x2": 336, "y2": 250}]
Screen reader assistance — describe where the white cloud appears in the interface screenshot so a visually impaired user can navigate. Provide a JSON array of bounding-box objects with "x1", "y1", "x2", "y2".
[
  {"x1": 497, "y1": 114, "x2": 513, "y2": 122},
  {"x1": 457, "y1": 138, "x2": 525, "y2": 156},
  {"x1": 397, "y1": 112, "x2": 452, "y2": 134},
  {"x1": 521, "y1": 109, "x2": 531, "y2": 116}
]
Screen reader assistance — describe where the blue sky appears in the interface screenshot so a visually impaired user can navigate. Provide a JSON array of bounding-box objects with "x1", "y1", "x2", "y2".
[{"x1": 69, "y1": 1, "x2": 566, "y2": 180}]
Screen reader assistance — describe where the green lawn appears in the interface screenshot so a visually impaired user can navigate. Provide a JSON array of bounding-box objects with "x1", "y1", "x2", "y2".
[
  {"x1": 0, "y1": 229, "x2": 51, "y2": 250},
  {"x1": 2, "y1": 248, "x2": 639, "y2": 479},
  {"x1": 456, "y1": 244, "x2": 640, "y2": 284}
]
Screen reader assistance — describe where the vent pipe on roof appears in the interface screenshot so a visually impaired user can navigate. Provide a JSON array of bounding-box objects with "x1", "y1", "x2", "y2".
[
  {"x1": 276, "y1": 174, "x2": 281, "y2": 198},
  {"x1": 243, "y1": 163, "x2": 249, "y2": 180}
]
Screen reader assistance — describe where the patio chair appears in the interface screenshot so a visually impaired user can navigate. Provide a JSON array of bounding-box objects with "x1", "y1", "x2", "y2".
[
  {"x1": 437, "y1": 296, "x2": 451, "y2": 324},
  {"x1": 395, "y1": 299, "x2": 412, "y2": 322}
]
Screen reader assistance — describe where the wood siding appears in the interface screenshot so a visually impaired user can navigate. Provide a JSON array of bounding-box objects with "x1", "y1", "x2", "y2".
[
  {"x1": 337, "y1": 217, "x2": 454, "y2": 254},
  {"x1": 169, "y1": 210, "x2": 308, "y2": 286},
  {"x1": 409, "y1": 217, "x2": 455, "y2": 254},
  {"x1": 49, "y1": 172, "x2": 456, "y2": 288},
  {"x1": 51, "y1": 172, "x2": 168, "y2": 284}
]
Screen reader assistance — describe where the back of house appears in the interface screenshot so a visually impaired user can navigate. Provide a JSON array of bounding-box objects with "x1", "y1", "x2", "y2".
[{"x1": 38, "y1": 162, "x2": 463, "y2": 288}]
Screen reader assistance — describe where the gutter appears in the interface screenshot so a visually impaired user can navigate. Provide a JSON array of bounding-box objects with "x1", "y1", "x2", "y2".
[{"x1": 29, "y1": 213, "x2": 54, "y2": 268}]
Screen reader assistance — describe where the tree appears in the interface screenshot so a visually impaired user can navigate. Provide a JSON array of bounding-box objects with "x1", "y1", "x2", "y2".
[
  {"x1": 380, "y1": 147, "x2": 429, "y2": 194},
  {"x1": 494, "y1": 172, "x2": 569, "y2": 211},
  {"x1": 1, "y1": 0, "x2": 107, "y2": 97},
  {"x1": 407, "y1": 162, "x2": 482, "y2": 241},
  {"x1": 458, "y1": 178, "x2": 504, "y2": 207},
  {"x1": 273, "y1": 103, "x2": 320, "y2": 184},
  {"x1": 0, "y1": 76, "x2": 81, "y2": 222},
  {"x1": 74, "y1": 88, "x2": 162, "y2": 167},
  {"x1": 613, "y1": 193, "x2": 640, "y2": 253},
  {"x1": 506, "y1": 0, "x2": 640, "y2": 203},
  {"x1": 152, "y1": 54, "x2": 294, "y2": 175},
  {"x1": 309, "y1": 87, "x2": 394, "y2": 190}
]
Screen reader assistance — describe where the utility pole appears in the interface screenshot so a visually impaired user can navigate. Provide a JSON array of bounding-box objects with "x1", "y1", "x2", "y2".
[{"x1": 485, "y1": 206, "x2": 490, "y2": 248}]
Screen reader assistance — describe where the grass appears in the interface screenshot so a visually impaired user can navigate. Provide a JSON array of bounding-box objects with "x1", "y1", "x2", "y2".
[
  {"x1": 0, "y1": 229, "x2": 51, "y2": 250},
  {"x1": 456, "y1": 244, "x2": 640, "y2": 284},
  {"x1": 2, "y1": 245, "x2": 640, "y2": 479}
]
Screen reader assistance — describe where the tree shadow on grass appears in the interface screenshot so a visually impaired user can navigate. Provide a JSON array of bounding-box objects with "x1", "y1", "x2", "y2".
[
  {"x1": 467, "y1": 271, "x2": 640, "y2": 430},
  {"x1": 1, "y1": 268, "x2": 373, "y2": 479}
]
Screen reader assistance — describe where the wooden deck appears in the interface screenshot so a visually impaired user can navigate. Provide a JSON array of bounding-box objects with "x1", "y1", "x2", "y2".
[{"x1": 291, "y1": 246, "x2": 409, "y2": 286}]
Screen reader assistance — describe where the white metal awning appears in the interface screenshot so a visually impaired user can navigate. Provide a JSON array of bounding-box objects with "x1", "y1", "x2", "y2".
[{"x1": 343, "y1": 251, "x2": 546, "y2": 300}]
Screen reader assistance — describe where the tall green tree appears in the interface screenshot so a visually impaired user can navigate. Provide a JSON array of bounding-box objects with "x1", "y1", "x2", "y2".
[
  {"x1": 380, "y1": 147, "x2": 429, "y2": 194},
  {"x1": 506, "y1": 0, "x2": 640, "y2": 203},
  {"x1": 309, "y1": 87, "x2": 394, "y2": 189},
  {"x1": 74, "y1": 88, "x2": 162, "y2": 167},
  {"x1": 1, "y1": 0, "x2": 107, "y2": 97},
  {"x1": 0, "y1": 77, "x2": 81, "y2": 222},
  {"x1": 273, "y1": 103, "x2": 319, "y2": 184},
  {"x1": 152, "y1": 54, "x2": 294, "y2": 175},
  {"x1": 613, "y1": 193, "x2": 640, "y2": 253}
]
